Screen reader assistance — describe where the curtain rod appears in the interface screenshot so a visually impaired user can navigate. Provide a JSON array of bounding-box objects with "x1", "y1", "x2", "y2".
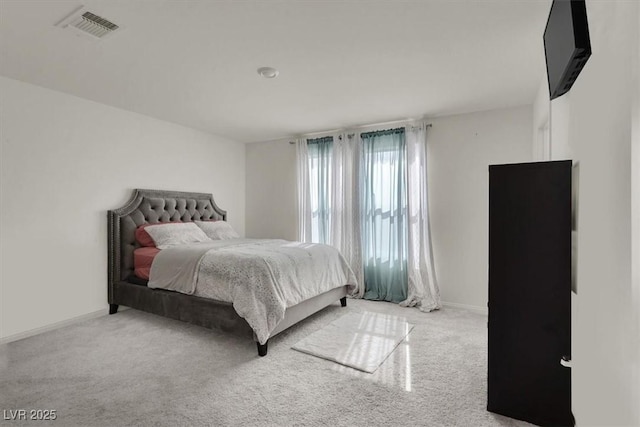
[{"x1": 288, "y1": 122, "x2": 432, "y2": 144}]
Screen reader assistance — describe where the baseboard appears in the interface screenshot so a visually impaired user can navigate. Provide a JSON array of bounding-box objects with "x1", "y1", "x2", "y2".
[
  {"x1": 442, "y1": 301, "x2": 488, "y2": 315},
  {"x1": 0, "y1": 307, "x2": 124, "y2": 345}
]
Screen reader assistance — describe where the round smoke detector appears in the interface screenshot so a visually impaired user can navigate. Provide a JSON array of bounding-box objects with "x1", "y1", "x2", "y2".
[{"x1": 257, "y1": 67, "x2": 279, "y2": 79}]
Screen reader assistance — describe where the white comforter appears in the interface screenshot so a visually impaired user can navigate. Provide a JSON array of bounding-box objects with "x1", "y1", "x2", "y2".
[{"x1": 148, "y1": 239, "x2": 357, "y2": 344}]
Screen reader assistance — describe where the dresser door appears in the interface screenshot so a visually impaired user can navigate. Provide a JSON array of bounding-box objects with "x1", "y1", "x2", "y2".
[{"x1": 488, "y1": 160, "x2": 573, "y2": 426}]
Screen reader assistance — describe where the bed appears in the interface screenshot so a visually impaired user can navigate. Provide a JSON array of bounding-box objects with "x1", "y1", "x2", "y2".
[{"x1": 108, "y1": 189, "x2": 355, "y2": 356}]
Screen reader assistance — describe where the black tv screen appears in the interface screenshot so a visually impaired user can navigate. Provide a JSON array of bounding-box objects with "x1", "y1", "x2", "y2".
[{"x1": 543, "y1": 0, "x2": 592, "y2": 100}]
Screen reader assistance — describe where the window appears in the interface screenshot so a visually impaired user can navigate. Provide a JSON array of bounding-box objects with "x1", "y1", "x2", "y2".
[
  {"x1": 298, "y1": 124, "x2": 440, "y2": 309},
  {"x1": 307, "y1": 136, "x2": 333, "y2": 244},
  {"x1": 360, "y1": 128, "x2": 408, "y2": 303}
]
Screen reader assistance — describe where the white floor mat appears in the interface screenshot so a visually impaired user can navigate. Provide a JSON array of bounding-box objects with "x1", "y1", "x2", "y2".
[{"x1": 292, "y1": 311, "x2": 414, "y2": 373}]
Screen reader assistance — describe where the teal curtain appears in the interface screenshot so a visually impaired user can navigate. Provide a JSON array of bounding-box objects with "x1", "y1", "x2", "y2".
[
  {"x1": 307, "y1": 136, "x2": 333, "y2": 244},
  {"x1": 361, "y1": 128, "x2": 408, "y2": 303}
]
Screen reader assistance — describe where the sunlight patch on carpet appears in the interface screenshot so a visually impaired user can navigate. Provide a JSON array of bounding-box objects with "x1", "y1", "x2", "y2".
[{"x1": 292, "y1": 311, "x2": 414, "y2": 373}]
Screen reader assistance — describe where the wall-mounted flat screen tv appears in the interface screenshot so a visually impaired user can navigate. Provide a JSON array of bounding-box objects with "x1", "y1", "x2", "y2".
[{"x1": 543, "y1": 0, "x2": 592, "y2": 100}]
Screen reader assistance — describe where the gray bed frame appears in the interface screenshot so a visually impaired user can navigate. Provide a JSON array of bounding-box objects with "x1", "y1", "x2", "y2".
[{"x1": 108, "y1": 189, "x2": 348, "y2": 356}]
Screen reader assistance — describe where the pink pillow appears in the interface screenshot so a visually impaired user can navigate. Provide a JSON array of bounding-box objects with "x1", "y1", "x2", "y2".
[{"x1": 135, "y1": 224, "x2": 160, "y2": 247}]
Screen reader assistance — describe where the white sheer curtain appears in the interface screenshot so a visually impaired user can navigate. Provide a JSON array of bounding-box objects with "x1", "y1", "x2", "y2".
[
  {"x1": 296, "y1": 138, "x2": 313, "y2": 243},
  {"x1": 297, "y1": 133, "x2": 364, "y2": 297},
  {"x1": 330, "y1": 133, "x2": 364, "y2": 297},
  {"x1": 400, "y1": 123, "x2": 441, "y2": 311}
]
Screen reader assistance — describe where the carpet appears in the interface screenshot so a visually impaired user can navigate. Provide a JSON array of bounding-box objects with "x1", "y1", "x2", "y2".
[
  {"x1": 292, "y1": 311, "x2": 414, "y2": 373},
  {"x1": 0, "y1": 299, "x2": 534, "y2": 427}
]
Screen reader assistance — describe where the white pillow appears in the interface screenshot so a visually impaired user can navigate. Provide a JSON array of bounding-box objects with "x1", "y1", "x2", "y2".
[
  {"x1": 195, "y1": 220, "x2": 240, "y2": 240},
  {"x1": 144, "y1": 222, "x2": 211, "y2": 249}
]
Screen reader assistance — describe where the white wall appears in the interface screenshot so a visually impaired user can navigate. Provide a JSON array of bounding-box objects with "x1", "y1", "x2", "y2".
[
  {"x1": 245, "y1": 140, "x2": 298, "y2": 241},
  {"x1": 632, "y1": 3, "x2": 640, "y2": 425},
  {"x1": 0, "y1": 76, "x2": 245, "y2": 340},
  {"x1": 428, "y1": 106, "x2": 532, "y2": 310},
  {"x1": 531, "y1": 1, "x2": 639, "y2": 425},
  {"x1": 245, "y1": 106, "x2": 533, "y2": 311},
  {"x1": 532, "y1": 78, "x2": 551, "y2": 161}
]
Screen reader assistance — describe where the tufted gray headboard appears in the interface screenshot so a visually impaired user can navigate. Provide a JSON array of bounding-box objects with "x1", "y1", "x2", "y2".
[{"x1": 107, "y1": 189, "x2": 226, "y2": 301}]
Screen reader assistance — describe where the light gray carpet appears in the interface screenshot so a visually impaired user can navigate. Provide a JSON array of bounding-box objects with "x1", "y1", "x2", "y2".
[{"x1": 0, "y1": 299, "x2": 533, "y2": 427}]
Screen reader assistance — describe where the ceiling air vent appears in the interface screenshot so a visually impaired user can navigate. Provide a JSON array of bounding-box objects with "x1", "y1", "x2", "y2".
[{"x1": 56, "y1": 6, "x2": 120, "y2": 39}]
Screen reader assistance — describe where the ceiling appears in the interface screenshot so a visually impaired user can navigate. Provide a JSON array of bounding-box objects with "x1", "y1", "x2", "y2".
[{"x1": 0, "y1": 0, "x2": 551, "y2": 143}]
